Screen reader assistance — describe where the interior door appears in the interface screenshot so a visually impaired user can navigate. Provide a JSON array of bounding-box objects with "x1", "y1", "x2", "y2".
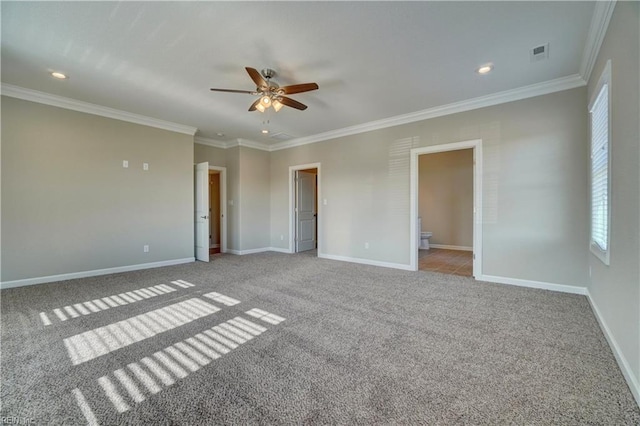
[
  {"x1": 195, "y1": 162, "x2": 210, "y2": 262},
  {"x1": 296, "y1": 170, "x2": 317, "y2": 252}
]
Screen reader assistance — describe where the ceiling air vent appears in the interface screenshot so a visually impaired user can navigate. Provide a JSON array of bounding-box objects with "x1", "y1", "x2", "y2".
[
  {"x1": 270, "y1": 132, "x2": 294, "y2": 141},
  {"x1": 530, "y1": 43, "x2": 549, "y2": 62}
]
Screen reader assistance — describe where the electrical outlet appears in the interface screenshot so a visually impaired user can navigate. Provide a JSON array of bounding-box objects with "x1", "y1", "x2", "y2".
[
  {"x1": 143, "y1": 163, "x2": 149, "y2": 171},
  {"x1": 143, "y1": 245, "x2": 149, "y2": 253},
  {"x1": 364, "y1": 242, "x2": 369, "y2": 249},
  {"x1": 123, "y1": 160, "x2": 129, "y2": 168}
]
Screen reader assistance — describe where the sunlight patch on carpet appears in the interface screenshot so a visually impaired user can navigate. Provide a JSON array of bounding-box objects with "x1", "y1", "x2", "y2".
[
  {"x1": 63, "y1": 298, "x2": 220, "y2": 365},
  {"x1": 40, "y1": 283, "x2": 185, "y2": 326}
]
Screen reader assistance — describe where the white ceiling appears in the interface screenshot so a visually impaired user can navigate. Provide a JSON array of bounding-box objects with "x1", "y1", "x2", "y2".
[{"x1": 1, "y1": 1, "x2": 596, "y2": 146}]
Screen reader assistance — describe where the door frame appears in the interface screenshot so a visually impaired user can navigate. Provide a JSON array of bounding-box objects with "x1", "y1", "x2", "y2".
[
  {"x1": 209, "y1": 166, "x2": 227, "y2": 253},
  {"x1": 409, "y1": 140, "x2": 483, "y2": 275},
  {"x1": 289, "y1": 163, "x2": 321, "y2": 254}
]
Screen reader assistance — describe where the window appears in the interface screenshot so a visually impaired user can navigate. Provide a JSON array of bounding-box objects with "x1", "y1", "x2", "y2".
[{"x1": 589, "y1": 60, "x2": 611, "y2": 265}]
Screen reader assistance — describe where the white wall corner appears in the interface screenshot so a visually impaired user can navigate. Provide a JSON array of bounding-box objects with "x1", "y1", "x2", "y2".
[
  {"x1": 586, "y1": 289, "x2": 640, "y2": 407},
  {"x1": 579, "y1": 0, "x2": 617, "y2": 82},
  {"x1": 1, "y1": 83, "x2": 198, "y2": 136}
]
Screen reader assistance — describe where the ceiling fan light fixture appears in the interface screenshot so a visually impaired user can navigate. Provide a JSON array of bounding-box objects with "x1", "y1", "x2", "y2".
[
  {"x1": 255, "y1": 102, "x2": 266, "y2": 113},
  {"x1": 272, "y1": 99, "x2": 283, "y2": 112},
  {"x1": 261, "y1": 96, "x2": 271, "y2": 106}
]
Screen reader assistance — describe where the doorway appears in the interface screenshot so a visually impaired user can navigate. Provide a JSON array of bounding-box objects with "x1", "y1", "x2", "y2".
[
  {"x1": 289, "y1": 163, "x2": 321, "y2": 254},
  {"x1": 209, "y1": 170, "x2": 221, "y2": 255},
  {"x1": 194, "y1": 162, "x2": 227, "y2": 262},
  {"x1": 409, "y1": 140, "x2": 482, "y2": 276}
]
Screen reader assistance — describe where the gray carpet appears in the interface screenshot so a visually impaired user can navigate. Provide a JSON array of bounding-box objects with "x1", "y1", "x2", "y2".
[{"x1": 1, "y1": 251, "x2": 639, "y2": 425}]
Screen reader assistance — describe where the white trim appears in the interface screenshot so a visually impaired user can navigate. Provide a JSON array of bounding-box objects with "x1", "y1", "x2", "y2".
[
  {"x1": 195, "y1": 136, "x2": 271, "y2": 152},
  {"x1": 268, "y1": 247, "x2": 292, "y2": 254},
  {"x1": 236, "y1": 138, "x2": 271, "y2": 152},
  {"x1": 429, "y1": 244, "x2": 473, "y2": 251},
  {"x1": 226, "y1": 247, "x2": 268, "y2": 255},
  {"x1": 226, "y1": 247, "x2": 291, "y2": 255},
  {"x1": 318, "y1": 253, "x2": 413, "y2": 271},
  {"x1": 0, "y1": 258, "x2": 195, "y2": 289},
  {"x1": 477, "y1": 274, "x2": 588, "y2": 295},
  {"x1": 586, "y1": 289, "x2": 640, "y2": 406},
  {"x1": 410, "y1": 140, "x2": 483, "y2": 277},
  {"x1": 209, "y1": 166, "x2": 228, "y2": 254},
  {"x1": 580, "y1": 1, "x2": 617, "y2": 82},
  {"x1": 195, "y1": 136, "x2": 227, "y2": 149},
  {"x1": 271, "y1": 75, "x2": 585, "y2": 151},
  {"x1": 289, "y1": 163, "x2": 322, "y2": 255},
  {"x1": 1, "y1": 83, "x2": 198, "y2": 136}
]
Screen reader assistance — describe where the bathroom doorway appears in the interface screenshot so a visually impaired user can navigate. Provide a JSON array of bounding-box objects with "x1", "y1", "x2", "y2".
[{"x1": 409, "y1": 140, "x2": 482, "y2": 276}]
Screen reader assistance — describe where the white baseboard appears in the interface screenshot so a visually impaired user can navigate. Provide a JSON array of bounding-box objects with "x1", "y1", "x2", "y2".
[
  {"x1": 227, "y1": 247, "x2": 293, "y2": 255},
  {"x1": 268, "y1": 247, "x2": 293, "y2": 254},
  {"x1": 430, "y1": 244, "x2": 473, "y2": 251},
  {"x1": 318, "y1": 253, "x2": 413, "y2": 271},
  {"x1": 477, "y1": 274, "x2": 588, "y2": 295},
  {"x1": 0, "y1": 258, "x2": 195, "y2": 289},
  {"x1": 586, "y1": 290, "x2": 640, "y2": 407}
]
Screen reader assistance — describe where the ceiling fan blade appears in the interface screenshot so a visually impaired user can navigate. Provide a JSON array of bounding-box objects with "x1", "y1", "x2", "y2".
[
  {"x1": 210, "y1": 88, "x2": 256, "y2": 94},
  {"x1": 280, "y1": 83, "x2": 319, "y2": 95},
  {"x1": 248, "y1": 98, "x2": 261, "y2": 112},
  {"x1": 279, "y1": 96, "x2": 308, "y2": 110},
  {"x1": 245, "y1": 67, "x2": 267, "y2": 89}
]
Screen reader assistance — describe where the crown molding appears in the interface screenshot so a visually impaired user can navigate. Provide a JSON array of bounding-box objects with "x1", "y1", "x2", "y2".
[
  {"x1": 236, "y1": 138, "x2": 271, "y2": 151},
  {"x1": 194, "y1": 136, "x2": 227, "y2": 149},
  {"x1": 270, "y1": 73, "x2": 586, "y2": 151},
  {"x1": 579, "y1": 0, "x2": 616, "y2": 83},
  {"x1": 195, "y1": 136, "x2": 271, "y2": 151},
  {"x1": 1, "y1": 83, "x2": 198, "y2": 136}
]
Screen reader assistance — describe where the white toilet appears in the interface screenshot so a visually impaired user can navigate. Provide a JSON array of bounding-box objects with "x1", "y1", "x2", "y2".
[{"x1": 417, "y1": 217, "x2": 433, "y2": 250}]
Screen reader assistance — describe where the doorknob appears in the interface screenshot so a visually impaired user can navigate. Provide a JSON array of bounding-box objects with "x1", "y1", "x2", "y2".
[{"x1": 201, "y1": 215, "x2": 209, "y2": 219}]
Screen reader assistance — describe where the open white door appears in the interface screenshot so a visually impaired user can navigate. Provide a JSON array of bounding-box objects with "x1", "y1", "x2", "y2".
[
  {"x1": 296, "y1": 170, "x2": 317, "y2": 252},
  {"x1": 195, "y1": 162, "x2": 209, "y2": 262}
]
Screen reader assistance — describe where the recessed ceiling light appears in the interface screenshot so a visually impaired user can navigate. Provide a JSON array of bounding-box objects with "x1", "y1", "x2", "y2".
[
  {"x1": 476, "y1": 64, "x2": 493, "y2": 75},
  {"x1": 51, "y1": 72, "x2": 68, "y2": 79},
  {"x1": 261, "y1": 129, "x2": 269, "y2": 134},
  {"x1": 216, "y1": 132, "x2": 225, "y2": 137}
]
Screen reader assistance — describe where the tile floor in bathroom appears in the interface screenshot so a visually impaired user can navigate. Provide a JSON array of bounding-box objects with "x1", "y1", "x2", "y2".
[{"x1": 418, "y1": 248, "x2": 473, "y2": 277}]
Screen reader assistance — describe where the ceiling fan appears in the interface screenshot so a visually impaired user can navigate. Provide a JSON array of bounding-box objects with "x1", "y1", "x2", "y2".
[{"x1": 210, "y1": 67, "x2": 318, "y2": 112}]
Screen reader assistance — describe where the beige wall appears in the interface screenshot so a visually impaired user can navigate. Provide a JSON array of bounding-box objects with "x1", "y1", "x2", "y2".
[
  {"x1": 270, "y1": 87, "x2": 589, "y2": 287},
  {"x1": 194, "y1": 143, "x2": 226, "y2": 167},
  {"x1": 226, "y1": 146, "x2": 241, "y2": 251},
  {"x1": 587, "y1": 1, "x2": 640, "y2": 399},
  {"x1": 419, "y1": 149, "x2": 473, "y2": 248},
  {"x1": 239, "y1": 147, "x2": 271, "y2": 251},
  {"x1": 1, "y1": 96, "x2": 194, "y2": 283}
]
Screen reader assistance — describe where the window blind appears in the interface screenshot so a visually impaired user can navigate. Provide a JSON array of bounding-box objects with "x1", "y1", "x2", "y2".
[{"x1": 590, "y1": 83, "x2": 609, "y2": 252}]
